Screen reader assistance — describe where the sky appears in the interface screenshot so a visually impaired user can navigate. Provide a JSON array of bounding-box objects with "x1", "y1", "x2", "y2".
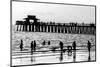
[{"x1": 12, "y1": 1, "x2": 95, "y2": 25}]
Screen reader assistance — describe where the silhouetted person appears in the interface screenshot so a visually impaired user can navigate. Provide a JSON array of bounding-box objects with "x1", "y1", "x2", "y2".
[
  {"x1": 72, "y1": 41, "x2": 76, "y2": 62},
  {"x1": 59, "y1": 41, "x2": 63, "y2": 51},
  {"x1": 33, "y1": 40, "x2": 36, "y2": 52},
  {"x1": 20, "y1": 39, "x2": 23, "y2": 51},
  {"x1": 30, "y1": 41, "x2": 34, "y2": 55},
  {"x1": 87, "y1": 40, "x2": 91, "y2": 61},
  {"x1": 30, "y1": 40, "x2": 36, "y2": 63},
  {"x1": 59, "y1": 41, "x2": 64, "y2": 62},
  {"x1": 42, "y1": 41, "x2": 46, "y2": 46},
  {"x1": 48, "y1": 41, "x2": 50, "y2": 45},
  {"x1": 72, "y1": 41, "x2": 76, "y2": 51}
]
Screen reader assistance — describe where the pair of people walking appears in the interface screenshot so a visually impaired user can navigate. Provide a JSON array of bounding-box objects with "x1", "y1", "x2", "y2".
[{"x1": 30, "y1": 40, "x2": 36, "y2": 55}]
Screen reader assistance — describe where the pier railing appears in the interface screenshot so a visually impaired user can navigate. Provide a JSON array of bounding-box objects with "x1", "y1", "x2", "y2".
[{"x1": 15, "y1": 15, "x2": 96, "y2": 35}]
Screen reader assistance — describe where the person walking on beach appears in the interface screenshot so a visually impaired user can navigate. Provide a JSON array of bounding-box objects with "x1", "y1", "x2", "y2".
[
  {"x1": 48, "y1": 41, "x2": 50, "y2": 45},
  {"x1": 31, "y1": 41, "x2": 34, "y2": 55},
  {"x1": 59, "y1": 41, "x2": 64, "y2": 51},
  {"x1": 87, "y1": 41, "x2": 91, "y2": 53},
  {"x1": 72, "y1": 41, "x2": 76, "y2": 51},
  {"x1": 33, "y1": 40, "x2": 36, "y2": 52},
  {"x1": 59, "y1": 41, "x2": 64, "y2": 62},
  {"x1": 42, "y1": 40, "x2": 46, "y2": 46},
  {"x1": 20, "y1": 39, "x2": 23, "y2": 51},
  {"x1": 72, "y1": 41, "x2": 76, "y2": 62},
  {"x1": 87, "y1": 40, "x2": 91, "y2": 61}
]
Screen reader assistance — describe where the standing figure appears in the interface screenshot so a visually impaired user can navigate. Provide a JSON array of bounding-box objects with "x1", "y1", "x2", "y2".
[
  {"x1": 59, "y1": 41, "x2": 64, "y2": 62},
  {"x1": 72, "y1": 41, "x2": 76, "y2": 62},
  {"x1": 42, "y1": 40, "x2": 46, "y2": 46},
  {"x1": 59, "y1": 41, "x2": 63, "y2": 51},
  {"x1": 33, "y1": 40, "x2": 36, "y2": 52},
  {"x1": 87, "y1": 40, "x2": 91, "y2": 61},
  {"x1": 30, "y1": 41, "x2": 34, "y2": 55},
  {"x1": 19, "y1": 39, "x2": 23, "y2": 51},
  {"x1": 48, "y1": 41, "x2": 50, "y2": 45}
]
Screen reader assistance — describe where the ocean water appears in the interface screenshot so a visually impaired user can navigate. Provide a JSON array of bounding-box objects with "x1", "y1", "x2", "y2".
[{"x1": 11, "y1": 27, "x2": 96, "y2": 66}]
